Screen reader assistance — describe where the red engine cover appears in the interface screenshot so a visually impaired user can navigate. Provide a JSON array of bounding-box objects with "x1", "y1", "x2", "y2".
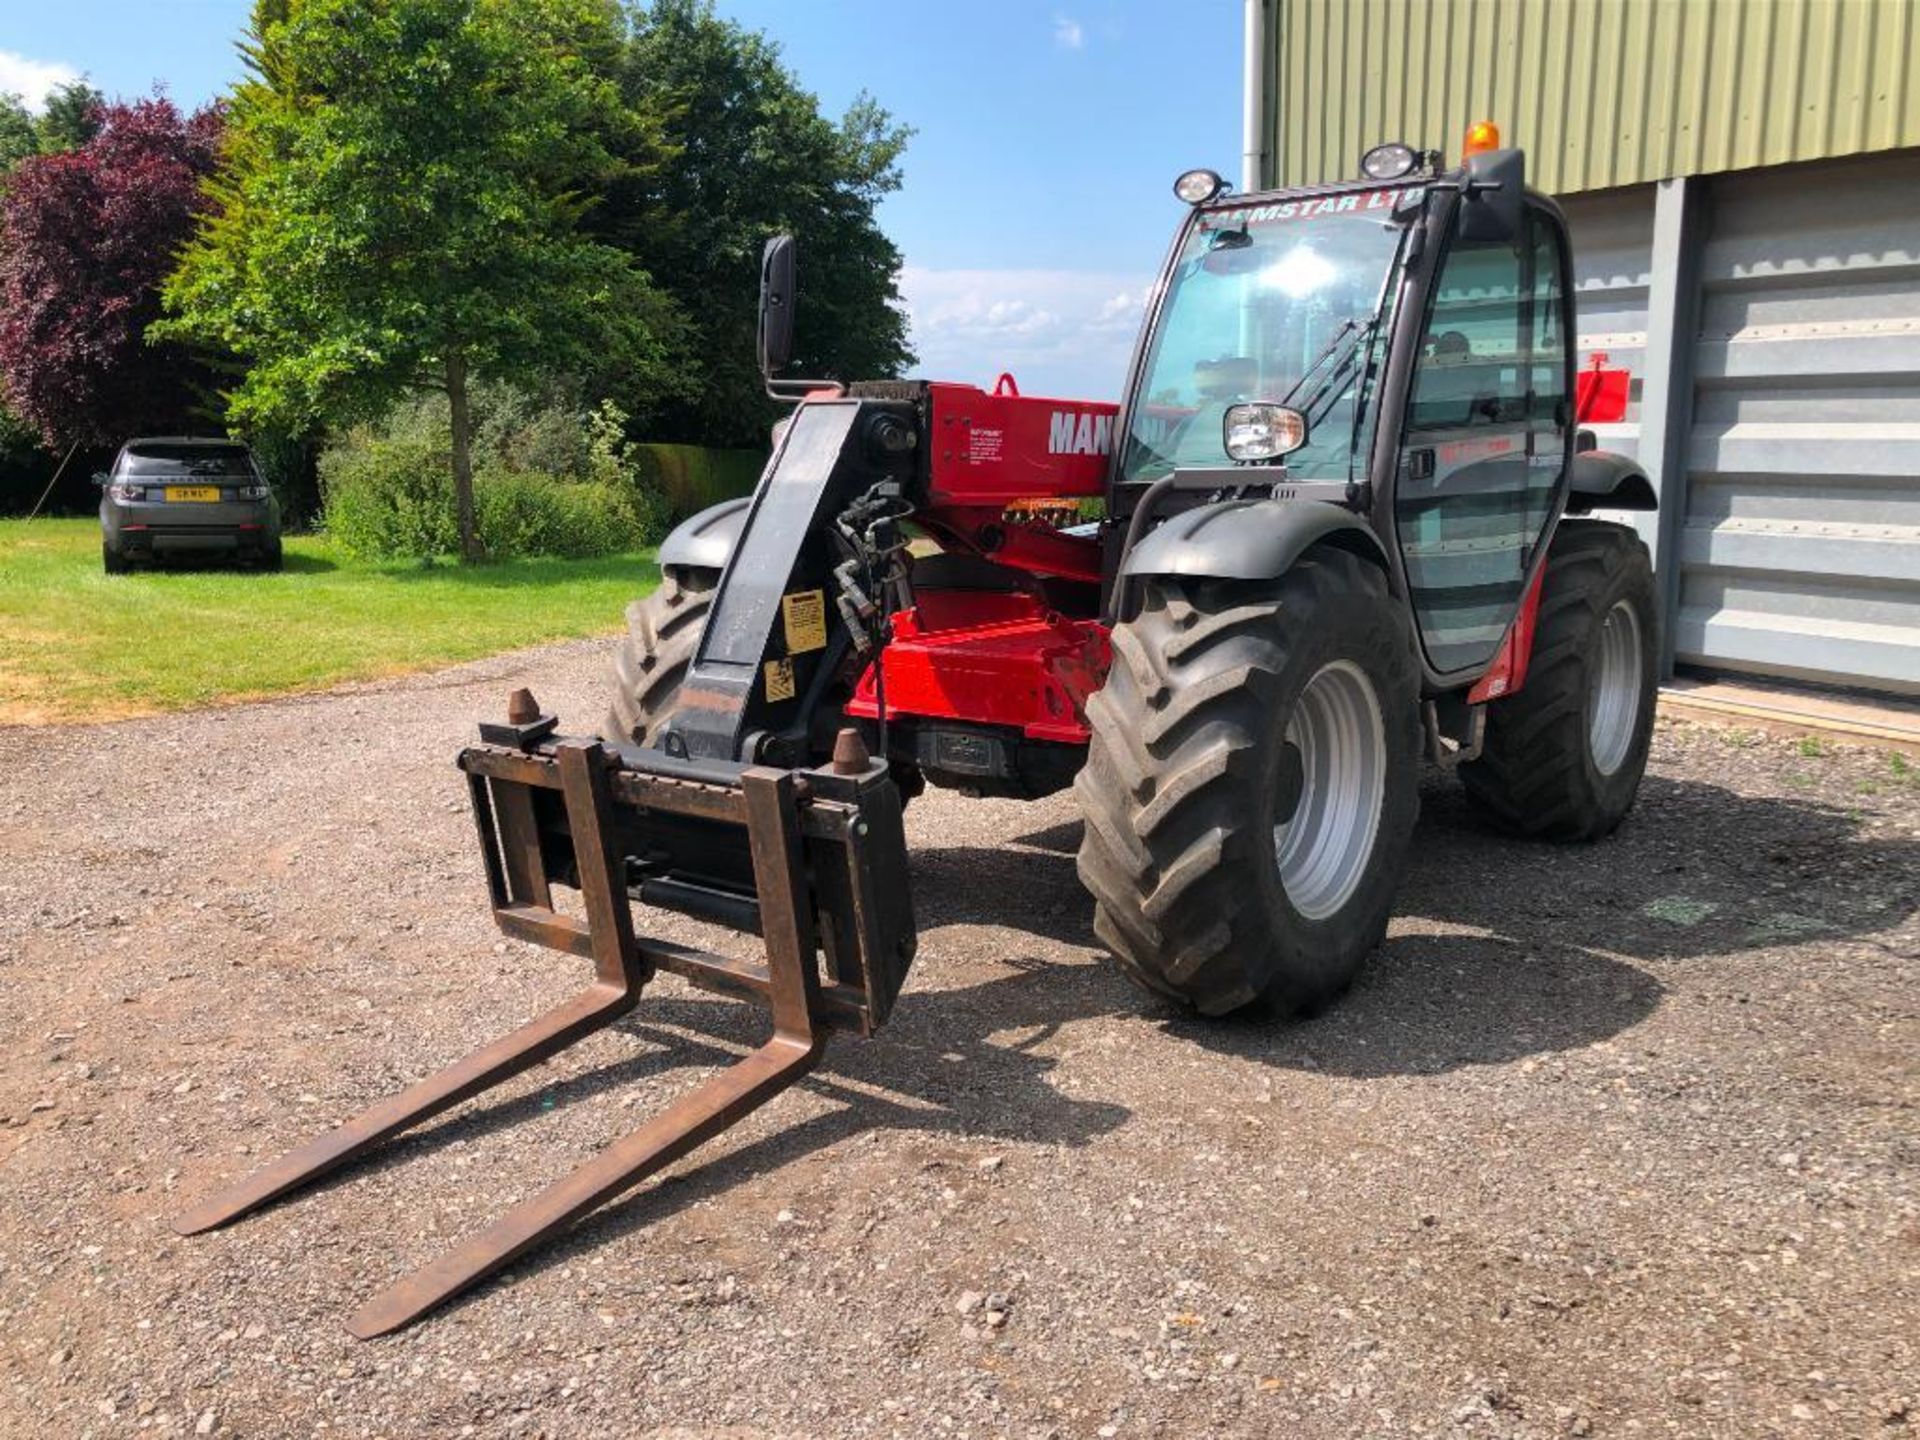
[{"x1": 925, "y1": 380, "x2": 1119, "y2": 508}]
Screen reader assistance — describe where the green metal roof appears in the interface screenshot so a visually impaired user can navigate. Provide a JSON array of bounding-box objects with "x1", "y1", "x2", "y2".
[{"x1": 1267, "y1": 0, "x2": 1920, "y2": 195}]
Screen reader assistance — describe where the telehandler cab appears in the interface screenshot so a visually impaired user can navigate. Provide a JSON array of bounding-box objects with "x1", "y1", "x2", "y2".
[{"x1": 178, "y1": 129, "x2": 1656, "y2": 1335}]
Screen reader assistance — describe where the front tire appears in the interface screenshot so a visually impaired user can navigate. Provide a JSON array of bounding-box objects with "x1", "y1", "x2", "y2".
[
  {"x1": 1460, "y1": 520, "x2": 1658, "y2": 840},
  {"x1": 604, "y1": 566, "x2": 716, "y2": 746},
  {"x1": 1075, "y1": 550, "x2": 1421, "y2": 1017}
]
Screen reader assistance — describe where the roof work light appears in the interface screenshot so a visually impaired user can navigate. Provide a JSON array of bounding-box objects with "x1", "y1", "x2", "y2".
[{"x1": 1174, "y1": 168, "x2": 1228, "y2": 205}]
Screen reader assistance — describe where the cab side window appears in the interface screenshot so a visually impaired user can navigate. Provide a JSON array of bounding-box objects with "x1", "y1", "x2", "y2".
[
  {"x1": 1406, "y1": 239, "x2": 1524, "y2": 431},
  {"x1": 1524, "y1": 217, "x2": 1569, "y2": 539},
  {"x1": 1393, "y1": 208, "x2": 1570, "y2": 674}
]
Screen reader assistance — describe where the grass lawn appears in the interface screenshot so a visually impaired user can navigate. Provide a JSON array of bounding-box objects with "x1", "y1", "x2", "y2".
[{"x1": 0, "y1": 517, "x2": 656, "y2": 725}]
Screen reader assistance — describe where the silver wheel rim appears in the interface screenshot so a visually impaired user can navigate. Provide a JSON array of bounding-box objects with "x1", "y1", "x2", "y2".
[
  {"x1": 1273, "y1": 660, "x2": 1387, "y2": 922},
  {"x1": 1588, "y1": 599, "x2": 1643, "y2": 776}
]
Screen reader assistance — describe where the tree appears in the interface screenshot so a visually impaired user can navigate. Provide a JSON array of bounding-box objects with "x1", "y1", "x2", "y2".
[
  {"x1": 35, "y1": 82, "x2": 106, "y2": 154},
  {"x1": 0, "y1": 97, "x2": 224, "y2": 447},
  {"x1": 607, "y1": 0, "x2": 914, "y2": 447},
  {"x1": 0, "y1": 95, "x2": 35, "y2": 175},
  {"x1": 161, "y1": 0, "x2": 685, "y2": 562}
]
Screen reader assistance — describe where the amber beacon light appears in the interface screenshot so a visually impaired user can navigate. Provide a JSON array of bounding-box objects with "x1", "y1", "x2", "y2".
[{"x1": 1463, "y1": 119, "x2": 1502, "y2": 156}]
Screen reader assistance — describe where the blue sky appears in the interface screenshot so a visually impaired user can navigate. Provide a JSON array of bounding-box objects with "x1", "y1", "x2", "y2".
[{"x1": 0, "y1": 0, "x2": 1243, "y2": 398}]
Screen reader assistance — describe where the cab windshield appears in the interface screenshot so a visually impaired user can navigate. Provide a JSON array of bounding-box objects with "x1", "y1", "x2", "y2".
[{"x1": 1121, "y1": 188, "x2": 1414, "y2": 485}]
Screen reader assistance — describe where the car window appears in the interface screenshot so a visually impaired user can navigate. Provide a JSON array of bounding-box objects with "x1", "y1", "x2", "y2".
[{"x1": 120, "y1": 445, "x2": 256, "y2": 478}]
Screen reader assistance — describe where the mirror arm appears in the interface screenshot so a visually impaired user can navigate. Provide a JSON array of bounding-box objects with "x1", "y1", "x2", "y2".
[{"x1": 763, "y1": 375, "x2": 847, "y2": 405}]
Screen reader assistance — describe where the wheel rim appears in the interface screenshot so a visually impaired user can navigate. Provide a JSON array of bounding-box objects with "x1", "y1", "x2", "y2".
[
  {"x1": 1273, "y1": 660, "x2": 1387, "y2": 922},
  {"x1": 1588, "y1": 599, "x2": 1643, "y2": 776}
]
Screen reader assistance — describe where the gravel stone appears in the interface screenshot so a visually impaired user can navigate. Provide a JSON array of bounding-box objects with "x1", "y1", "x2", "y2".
[{"x1": 1, "y1": 637, "x2": 1915, "y2": 1437}]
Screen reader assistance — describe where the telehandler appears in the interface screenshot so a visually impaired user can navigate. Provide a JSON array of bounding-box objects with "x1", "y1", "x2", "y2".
[{"x1": 178, "y1": 126, "x2": 1657, "y2": 1335}]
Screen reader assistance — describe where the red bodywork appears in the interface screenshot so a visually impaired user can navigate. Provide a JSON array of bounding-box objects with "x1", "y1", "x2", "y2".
[
  {"x1": 845, "y1": 589, "x2": 1111, "y2": 744},
  {"x1": 852, "y1": 353, "x2": 1633, "y2": 743},
  {"x1": 1466, "y1": 561, "x2": 1545, "y2": 704},
  {"x1": 917, "y1": 377, "x2": 1111, "y2": 583},
  {"x1": 844, "y1": 378, "x2": 1116, "y2": 744}
]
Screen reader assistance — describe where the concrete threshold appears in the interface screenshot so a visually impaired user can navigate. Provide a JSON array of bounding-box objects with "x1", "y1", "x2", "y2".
[{"x1": 1659, "y1": 676, "x2": 1920, "y2": 754}]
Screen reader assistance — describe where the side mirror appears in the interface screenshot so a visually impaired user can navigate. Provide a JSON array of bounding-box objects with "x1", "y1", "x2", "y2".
[
  {"x1": 91, "y1": 471, "x2": 110, "y2": 486},
  {"x1": 1458, "y1": 147, "x2": 1524, "y2": 243},
  {"x1": 757, "y1": 234, "x2": 796, "y2": 376}
]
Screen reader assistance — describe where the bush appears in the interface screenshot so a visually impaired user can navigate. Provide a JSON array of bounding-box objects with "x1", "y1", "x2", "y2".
[
  {"x1": 320, "y1": 433, "x2": 458, "y2": 559},
  {"x1": 475, "y1": 466, "x2": 648, "y2": 560},
  {"x1": 318, "y1": 387, "x2": 673, "y2": 561}
]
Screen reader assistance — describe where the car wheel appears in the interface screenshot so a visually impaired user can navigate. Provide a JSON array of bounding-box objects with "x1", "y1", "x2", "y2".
[{"x1": 103, "y1": 541, "x2": 131, "y2": 575}]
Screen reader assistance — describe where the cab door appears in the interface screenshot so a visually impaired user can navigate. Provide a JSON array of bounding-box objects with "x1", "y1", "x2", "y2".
[{"x1": 1393, "y1": 205, "x2": 1571, "y2": 676}]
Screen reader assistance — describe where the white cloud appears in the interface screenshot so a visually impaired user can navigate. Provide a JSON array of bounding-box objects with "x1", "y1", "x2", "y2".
[
  {"x1": 1052, "y1": 14, "x2": 1086, "y2": 49},
  {"x1": 899, "y1": 267, "x2": 1150, "y2": 401},
  {"x1": 0, "y1": 50, "x2": 81, "y2": 113}
]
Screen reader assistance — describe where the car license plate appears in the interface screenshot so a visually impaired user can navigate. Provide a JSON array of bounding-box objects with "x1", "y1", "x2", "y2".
[{"x1": 164, "y1": 486, "x2": 221, "y2": 502}]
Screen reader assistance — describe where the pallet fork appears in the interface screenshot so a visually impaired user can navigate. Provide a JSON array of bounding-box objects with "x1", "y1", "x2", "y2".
[{"x1": 175, "y1": 692, "x2": 915, "y2": 1338}]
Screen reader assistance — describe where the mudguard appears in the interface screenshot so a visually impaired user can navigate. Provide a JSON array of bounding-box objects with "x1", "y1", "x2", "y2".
[
  {"x1": 657, "y1": 496, "x2": 751, "y2": 573},
  {"x1": 1566, "y1": 451, "x2": 1657, "y2": 513},
  {"x1": 1119, "y1": 497, "x2": 1390, "y2": 582}
]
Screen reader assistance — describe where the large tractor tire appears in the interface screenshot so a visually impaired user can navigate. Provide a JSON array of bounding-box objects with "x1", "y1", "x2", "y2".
[
  {"x1": 1461, "y1": 519, "x2": 1658, "y2": 840},
  {"x1": 603, "y1": 566, "x2": 716, "y2": 746},
  {"x1": 1076, "y1": 549, "x2": 1422, "y2": 1017}
]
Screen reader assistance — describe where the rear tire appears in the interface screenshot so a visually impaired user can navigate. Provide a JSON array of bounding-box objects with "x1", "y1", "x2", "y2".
[
  {"x1": 1461, "y1": 520, "x2": 1658, "y2": 840},
  {"x1": 1075, "y1": 550, "x2": 1421, "y2": 1017},
  {"x1": 603, "y1": 566, "x2": 716, "y2": 745},
  {"x1": 102, "y1": 541, "x2": 130, "y2": 574}
]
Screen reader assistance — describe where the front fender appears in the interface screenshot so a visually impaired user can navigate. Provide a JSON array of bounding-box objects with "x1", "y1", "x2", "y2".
[
  {"x1": 1120, "y1": 497, "x2": 1390, "y2": 583},
  {"x1": 657, "y1": 496, "x2": 751, "y2": 574}
]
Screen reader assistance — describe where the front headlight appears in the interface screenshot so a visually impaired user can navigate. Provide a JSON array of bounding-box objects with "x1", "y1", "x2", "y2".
[{"x1": 1222, "y1": 403, "x2": 1308, "y2": 462}]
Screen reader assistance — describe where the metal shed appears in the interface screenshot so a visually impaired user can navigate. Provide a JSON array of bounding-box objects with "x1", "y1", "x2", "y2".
[{"x1": 1248, "y1": 0, "x2": 1920, "y2": 697}]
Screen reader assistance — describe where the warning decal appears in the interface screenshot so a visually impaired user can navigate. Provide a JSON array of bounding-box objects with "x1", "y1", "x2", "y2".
[
  {"x1": 781, "y1": 589, "x2": 828, "y2": 654},
  {"x1": 764, "y1": 658, "x2": 796, "y2": 703}
]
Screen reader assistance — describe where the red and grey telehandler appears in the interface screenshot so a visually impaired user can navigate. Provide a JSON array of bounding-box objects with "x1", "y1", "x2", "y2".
[{"x1": 177, "y1": 128, "x2": 1657, "y2": 1334}]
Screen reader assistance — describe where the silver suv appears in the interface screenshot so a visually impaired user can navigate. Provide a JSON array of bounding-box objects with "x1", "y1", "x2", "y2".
[{"x1": 98, "y1": 437, "x2": 282, "y2": 572}]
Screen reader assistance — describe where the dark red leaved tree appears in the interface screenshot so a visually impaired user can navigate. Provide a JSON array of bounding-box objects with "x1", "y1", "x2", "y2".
[{"x1": 0, "y1": 97, "x2": 223, "y2": 448}]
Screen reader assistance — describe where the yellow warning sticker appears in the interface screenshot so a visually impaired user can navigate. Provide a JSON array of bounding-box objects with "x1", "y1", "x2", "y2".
[
  {"x1": 764, "y1": 657, "x2": 796, "y2": 703},
  {"x1": 781, "y1": 589, "x2": 829, "y2": 653}
]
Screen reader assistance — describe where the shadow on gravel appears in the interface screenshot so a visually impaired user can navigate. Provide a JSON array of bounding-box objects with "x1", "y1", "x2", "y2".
[
  {"x1": 1404, "y1": 771, "x2": 1919, "y2": 965},
  {"x1": 917, "y1": 769, "x2": 1918, "y2": 1080}
]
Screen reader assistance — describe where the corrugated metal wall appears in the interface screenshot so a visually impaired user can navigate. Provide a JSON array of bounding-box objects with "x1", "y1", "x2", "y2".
[
  {"x1": 1562, "y1": 188, "x2": 1653, "y2": 453},
  {"x1": 1681, "y1": 151, "x2": 1920, "y2": 693},
  {"x1": 1269, "y1": 0, "x2": 1920, "y2": 195},
  {"x1": 1561, "y1": 152, "x2": 1920, "y2": 696}
]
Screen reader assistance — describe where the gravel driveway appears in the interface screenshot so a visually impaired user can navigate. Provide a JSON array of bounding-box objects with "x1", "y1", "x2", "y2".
[{"x1": 1, "y1": 640, "x2": 1914, "y2": 1439}]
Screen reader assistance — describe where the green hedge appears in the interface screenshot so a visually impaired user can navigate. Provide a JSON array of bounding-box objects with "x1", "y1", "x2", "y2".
[
  {"x1": 316, "y1": 387, "x2": 766, "y2": 562},
  {"x1": 320, "y1": 435, "x2": 656, "y2": 562}
]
